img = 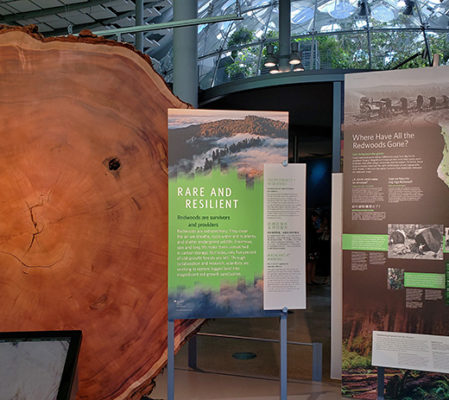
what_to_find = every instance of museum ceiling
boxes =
[1,0,448,88]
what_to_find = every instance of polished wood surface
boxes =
[0,25,201,400]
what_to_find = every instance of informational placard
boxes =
[168,109,288,319]
[263,163,306,310]
[372,331,449,375]
[342,67,449,397]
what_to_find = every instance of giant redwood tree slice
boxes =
[0,26,202,400]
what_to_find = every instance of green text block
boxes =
[404,272,445,289]
[342,234,389,251]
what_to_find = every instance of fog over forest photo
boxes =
[168,111,288,179]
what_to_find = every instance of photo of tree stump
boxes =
[0,25,202,400]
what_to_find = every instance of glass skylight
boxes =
[371,5,396,22]
[328,1,356,19]
[4,0,447,90]
[146,0,449,87]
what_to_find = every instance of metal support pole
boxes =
[310,0,318,70]
[135,0,144,52]
[310,38,315,71]
[211,21,235,87]
[421,26,432,66]
[312,343,323,381]
[332,81,342,173]
[367,28,372,69]
[280,307,288,400]
[414,1,432,66]
[91,14,242,38]
[173,0,198,107]
[377,367,385,400]
[363,0,372,69]
[257,4,274,74]
[167,320,175,400]
[279,0,291,73]
[188,335,198,369]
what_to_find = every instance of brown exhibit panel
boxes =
[342,68,449,399]
[0,25,202,400]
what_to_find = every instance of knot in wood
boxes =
[108,158,121,171]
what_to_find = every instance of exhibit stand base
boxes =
[151,367,338,399]
[167,308,291,400]
[186,332,322,381]
[186,331,322,381]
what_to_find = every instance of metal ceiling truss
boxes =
[0,1,177,55]
[0,1,242,59]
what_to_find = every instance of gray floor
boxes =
[151,368,343,400]
[151,281,340,399]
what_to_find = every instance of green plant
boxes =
[341,386,351,396]
[221,27,442,82]
[225,57,251,78]
[225,28,258,79]
[316,34,371,69]
[313,30,434,70]
[342,346,372,370]
[227,27,255,58]
[428,33,449,65]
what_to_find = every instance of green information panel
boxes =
[169,169,262,292]
[446,263,449,305]
[404,272,445,289]
[168,109,288,319]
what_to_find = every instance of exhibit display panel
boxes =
[0,26,201,400]
[168,109,297,319]
[372,331,449,375]
[263,163,306,311]
[342,67,449,398]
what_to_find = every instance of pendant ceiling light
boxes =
[264,39,306,74]
[403,0,415,15]
[358,0,371,16]
[264,43,278,67]
[289,42,301,65]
